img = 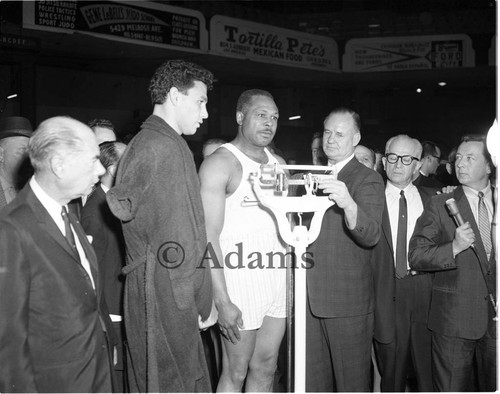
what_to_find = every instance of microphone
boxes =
[445,198,465,227]
[445,198,474,248]
[446,201,496,320]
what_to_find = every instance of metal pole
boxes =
[292,225,308,393]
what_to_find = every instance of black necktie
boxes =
[61,206,79,259]
[396,190,408,279]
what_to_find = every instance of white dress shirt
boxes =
[462,183,494,260]
[30,177,95,289]
[386,182,424,270]
[329,153,355,173]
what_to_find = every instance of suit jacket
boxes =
[0,182,8,210]
[372,185,436,343]
[409,186,496,340]
[413,173,444,189]
[81,185,125,316]
[0,184,113,393]
[307,157,385,317]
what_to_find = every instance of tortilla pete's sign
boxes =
[210,15,339,72]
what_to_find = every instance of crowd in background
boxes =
[0,59,496,393]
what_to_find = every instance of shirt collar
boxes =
[462,182,492,200]
[30,176,64,220]
[386,181,417,197]
[100,183,109,194]
[329,153,354,173]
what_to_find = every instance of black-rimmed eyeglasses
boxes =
[385,153,419,166]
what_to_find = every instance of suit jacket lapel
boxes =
[24,186,81,263]
[454,186,490,270]
[381,202,394,253]
[336,157,357,183]
[24,185,100,295]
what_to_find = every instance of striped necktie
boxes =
[478,191,492,256]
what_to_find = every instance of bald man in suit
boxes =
[0,116,114,392]
[372,135,436,392]
[306,108,385,392]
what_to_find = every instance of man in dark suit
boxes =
[306,107,385,392]
[372,135,435,392]
[412,141,444,188]
[0,116,114,392]
[409,134,496,391]
[82,141,127,392]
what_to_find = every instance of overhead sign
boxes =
[210,15,339,72]
[343,34,474,72]
[22,0,208,52]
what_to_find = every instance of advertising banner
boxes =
[23,0,208,52]
[343,34,474,72]
[210,15,339,72]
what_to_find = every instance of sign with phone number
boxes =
[23,0,208,52]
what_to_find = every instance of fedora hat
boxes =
[0,116,33,140]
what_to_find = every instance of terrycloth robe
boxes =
[107,115,212,392]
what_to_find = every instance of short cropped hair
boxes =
[236,89,274,114]
[311,131,323,143]
[460,134,494,170]
[447,146,457,164]
[324,107,361,133]
[385,134,423,159]
[87,118,114,131]
[29,116,87,172]
[99,141,124,170]
[421,141,441,160]
[149,59,215,105]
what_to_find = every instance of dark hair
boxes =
[236,89,274,114]
[149,59,215,105]
[87,118,114,131]
[421,141,440,160]
[460,134,494,171]
[99,141,123,169]
[447,146,458,164]
[324,107,361,133]
[311,131,323,142]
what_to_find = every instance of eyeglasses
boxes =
[385,153,419,166]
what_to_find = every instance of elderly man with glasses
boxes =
[372,134,438,392]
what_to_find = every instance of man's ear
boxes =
[413,160,423,175]
[236,111,244,126]
[49,154,65,178]
[108,164,117,177]
[168,87,180,106]
[0,146,4,163]
[353,132,361,147]
[382,156,387,173]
